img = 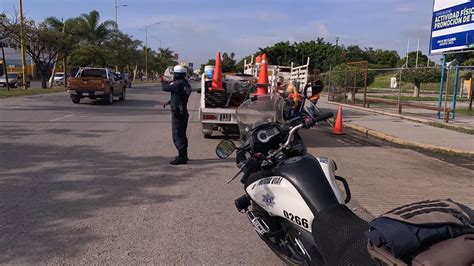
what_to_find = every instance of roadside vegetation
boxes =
[0,11,178,88]
[0,87,65,98]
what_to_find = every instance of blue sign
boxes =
[430,0,474,54]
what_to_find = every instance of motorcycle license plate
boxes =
[220,114,231,121]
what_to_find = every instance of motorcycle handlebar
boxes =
[304,112,334,128]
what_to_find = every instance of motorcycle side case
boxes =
[245,154,345,232]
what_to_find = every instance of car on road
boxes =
[117,72,132,88]
[67,67,126,104]
[0,73,31,88]
[48,72,68,87]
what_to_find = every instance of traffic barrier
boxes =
[211,52,224,92]
[332,105,344,135]
[256,54,269,96]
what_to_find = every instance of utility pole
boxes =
[328,37,339,96]
[141,22,159,81]
[1,43,10,90]
[19,0,28,89]
[405,40,410,68]
[415,38,420,68]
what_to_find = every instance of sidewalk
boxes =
[318,99,474,157]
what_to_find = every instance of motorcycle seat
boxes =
[311,204,374,266]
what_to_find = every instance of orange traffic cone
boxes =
[211,51,224,92]
[255,55,262,65]
[332,105,344,135]
[256,54,269,96]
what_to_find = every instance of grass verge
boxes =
[425,121,474,135]
[456,108,474,117]
[0,87,66,98]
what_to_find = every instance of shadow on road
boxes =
[300,127,387,149]
[0,141,219,263]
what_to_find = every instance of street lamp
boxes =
[114,0,127,72]
[140,22,159,81]
[114,0,127,30]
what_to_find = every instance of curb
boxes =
[345,122,474,158]
[326,101,473,132]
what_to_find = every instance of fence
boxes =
[324,64,474,122]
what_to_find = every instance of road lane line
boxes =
[49,114,75,122]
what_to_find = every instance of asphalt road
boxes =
[1,83,472,264]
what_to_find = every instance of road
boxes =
[1,83,472,264]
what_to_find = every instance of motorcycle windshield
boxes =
[236,94,285,139]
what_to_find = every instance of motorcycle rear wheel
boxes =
[251,204,313,265]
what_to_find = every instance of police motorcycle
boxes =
[215,84,474,265]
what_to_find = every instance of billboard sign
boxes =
[430,0,474,54]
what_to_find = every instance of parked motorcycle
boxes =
[214,84,474,265]
[215,84,370,265]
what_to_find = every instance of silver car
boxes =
[0,73,30,88]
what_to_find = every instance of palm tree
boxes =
[156,48,177,74]
[158,48,174,60]
[78,10,116,45]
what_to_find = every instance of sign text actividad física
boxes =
[433,7,473,30]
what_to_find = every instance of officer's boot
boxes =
[182,148,189,162]
[169,149,188,165]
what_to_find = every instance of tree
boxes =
[104,31,142,71]
[399,68,441,98]
[69,44,113,68]
[78,10,116,45]
[366,48,400,68]
[1,15,74,88]
[399,51,434,68]
[221,52,236,73]
[155,47,178,74]
[343,45,368,63]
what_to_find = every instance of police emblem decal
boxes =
[262,194,275,207]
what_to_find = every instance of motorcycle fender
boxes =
[246,176,314,232]
[316,157,345,204]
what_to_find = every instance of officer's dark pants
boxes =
[171,112,189,151]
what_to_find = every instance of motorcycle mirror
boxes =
[303,81,324,99]
[215,140,236,159]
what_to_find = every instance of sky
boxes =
[1,0,437,66]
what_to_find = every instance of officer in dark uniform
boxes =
[162,65,192,165]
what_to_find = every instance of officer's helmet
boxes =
[173,65,187,79]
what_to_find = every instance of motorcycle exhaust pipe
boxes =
[246,211,270,236]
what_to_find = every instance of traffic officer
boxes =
[162,65,192,165]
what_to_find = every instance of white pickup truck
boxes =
[199,57,310,138]
[199,74,255,138]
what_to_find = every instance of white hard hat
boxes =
[173,65,187,74]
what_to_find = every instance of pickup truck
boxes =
[67,67,126,104]
[200,73,256,138]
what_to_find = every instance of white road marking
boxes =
[49,114,76,122]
